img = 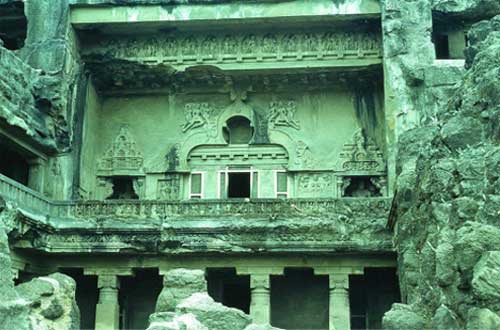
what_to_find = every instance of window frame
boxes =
[189,171,205,199]
[274,170,289,198]
[217,167,259,199]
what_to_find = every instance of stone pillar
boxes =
[27,158,45,192]
[95,274,120,330]
[329,273,350,330]
[250,274,271,324]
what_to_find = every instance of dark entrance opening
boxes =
[61,268,98,330]
[271,268,329,330]
[107,177,139,200]
[0,143,30,186]
[344,176,381,197]
[350,268,401,330]
[0,2,27,50]
[207,268,250,313]
[228,172,251,198]
[433,34,450,59]
[119,269,162,330]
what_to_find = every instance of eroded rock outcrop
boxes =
[0,205,79,330]
[148,269,281,330]
[385,14,500,330]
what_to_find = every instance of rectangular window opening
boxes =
[190,172,203,199]
[228,172,251,198]
[275,171,288,198]
[0,142,30,186]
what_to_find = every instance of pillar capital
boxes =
[329,273,349,291]
[250,273,270,290]
[98,274,119,290]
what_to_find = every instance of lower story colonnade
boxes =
[11,255,400,330]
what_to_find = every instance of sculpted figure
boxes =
[284,34,298,53]
[202,36,217,56]
[182,103,212,132]
[268,101,300,130]
[242,34,257,54]
[262,34,277,53]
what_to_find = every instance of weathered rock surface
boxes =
[0,46,57,152]
[386,13,500,330]
[148,269,281,330]
[155,269,207,313]
[176,293,251,330]
[0,203,80,330]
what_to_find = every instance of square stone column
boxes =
[329,273,350,330]
[249,274,271,324]
[27,158,46,192]
[95,274,120,330]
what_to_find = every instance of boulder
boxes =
[147,312,208,330]
[472,251,500,303]
[176,293,252,330]
[466,308,500,330]
[382,304,426,330]
[155,269,206,312]
[431,305,461,330]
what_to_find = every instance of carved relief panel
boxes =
[157,174,181,200]
[296,172,334,198]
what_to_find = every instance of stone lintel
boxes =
[71,1,380,28]
[236,266,284,277]
[315,266,364,276]
[84,268,133,280]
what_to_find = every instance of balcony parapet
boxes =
[68,198,391,221]
[1,173,394,253]
[1,173,391,222]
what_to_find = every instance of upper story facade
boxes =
[73,0,388,203]
[0,0,477,255]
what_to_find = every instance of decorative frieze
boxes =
[67,198,390,220]
[83,30,382,65]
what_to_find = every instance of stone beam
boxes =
[70,1,380,28]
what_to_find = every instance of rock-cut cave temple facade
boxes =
[0,0,498,329]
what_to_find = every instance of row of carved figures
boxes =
[90,31,381,58]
